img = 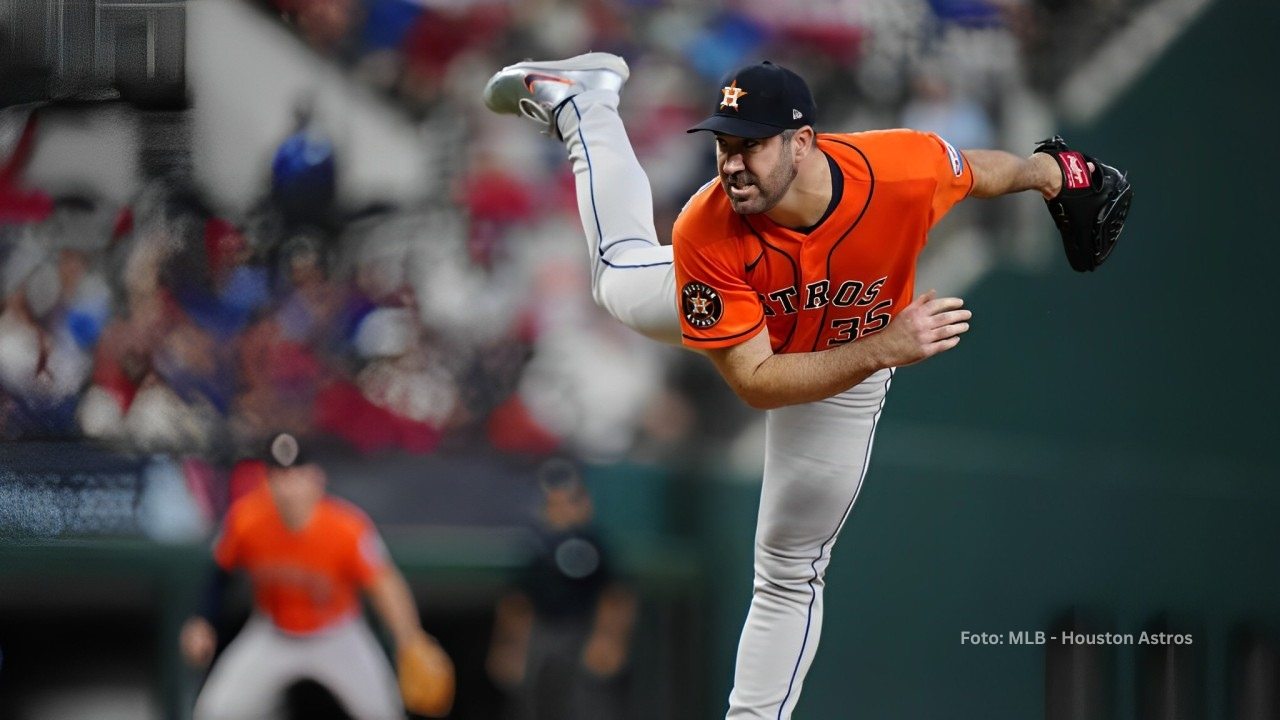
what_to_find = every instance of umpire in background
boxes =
[486,459,638,720]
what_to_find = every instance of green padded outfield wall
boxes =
[685,0,1280,717]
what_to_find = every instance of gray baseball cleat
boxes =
[482,52,630,134]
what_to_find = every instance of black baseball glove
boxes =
[1034,136,1133,272]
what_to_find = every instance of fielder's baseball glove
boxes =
[398,634,455,718]
[1034,136,1133,272]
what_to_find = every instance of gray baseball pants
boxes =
[193,614,403,720]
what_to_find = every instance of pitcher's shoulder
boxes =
[674,179,742,250]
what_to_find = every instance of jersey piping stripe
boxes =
[741,217,800,352]
[795,152,844,234]
[776,368,894,719]
[680,315,765,344]
[569,97,673,271]
[812,138,875,352]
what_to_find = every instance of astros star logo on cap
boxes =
[720,80,748,110]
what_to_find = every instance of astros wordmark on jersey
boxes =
[674,129,974,352]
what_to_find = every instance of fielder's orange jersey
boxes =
[674,130,974,351]
[213,484,389,634]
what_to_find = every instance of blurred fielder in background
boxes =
[482,52,1129,719]
[179,432,453,719]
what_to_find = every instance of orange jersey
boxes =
[673,130,974,351]
[213,484,389,634]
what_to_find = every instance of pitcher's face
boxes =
[715,132,798,215]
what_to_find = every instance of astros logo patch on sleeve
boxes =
[682,282,724,328]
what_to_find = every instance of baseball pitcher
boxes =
[482,53,1131,719]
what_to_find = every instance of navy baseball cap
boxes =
[266,432,308,469]
[687,61,817,139]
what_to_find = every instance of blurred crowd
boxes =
[253,0,1135,114]
[0,0,1143,468]
[254,0,1135,240]
[0,127,687,466]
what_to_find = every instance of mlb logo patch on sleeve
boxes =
[941,137,964,177]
